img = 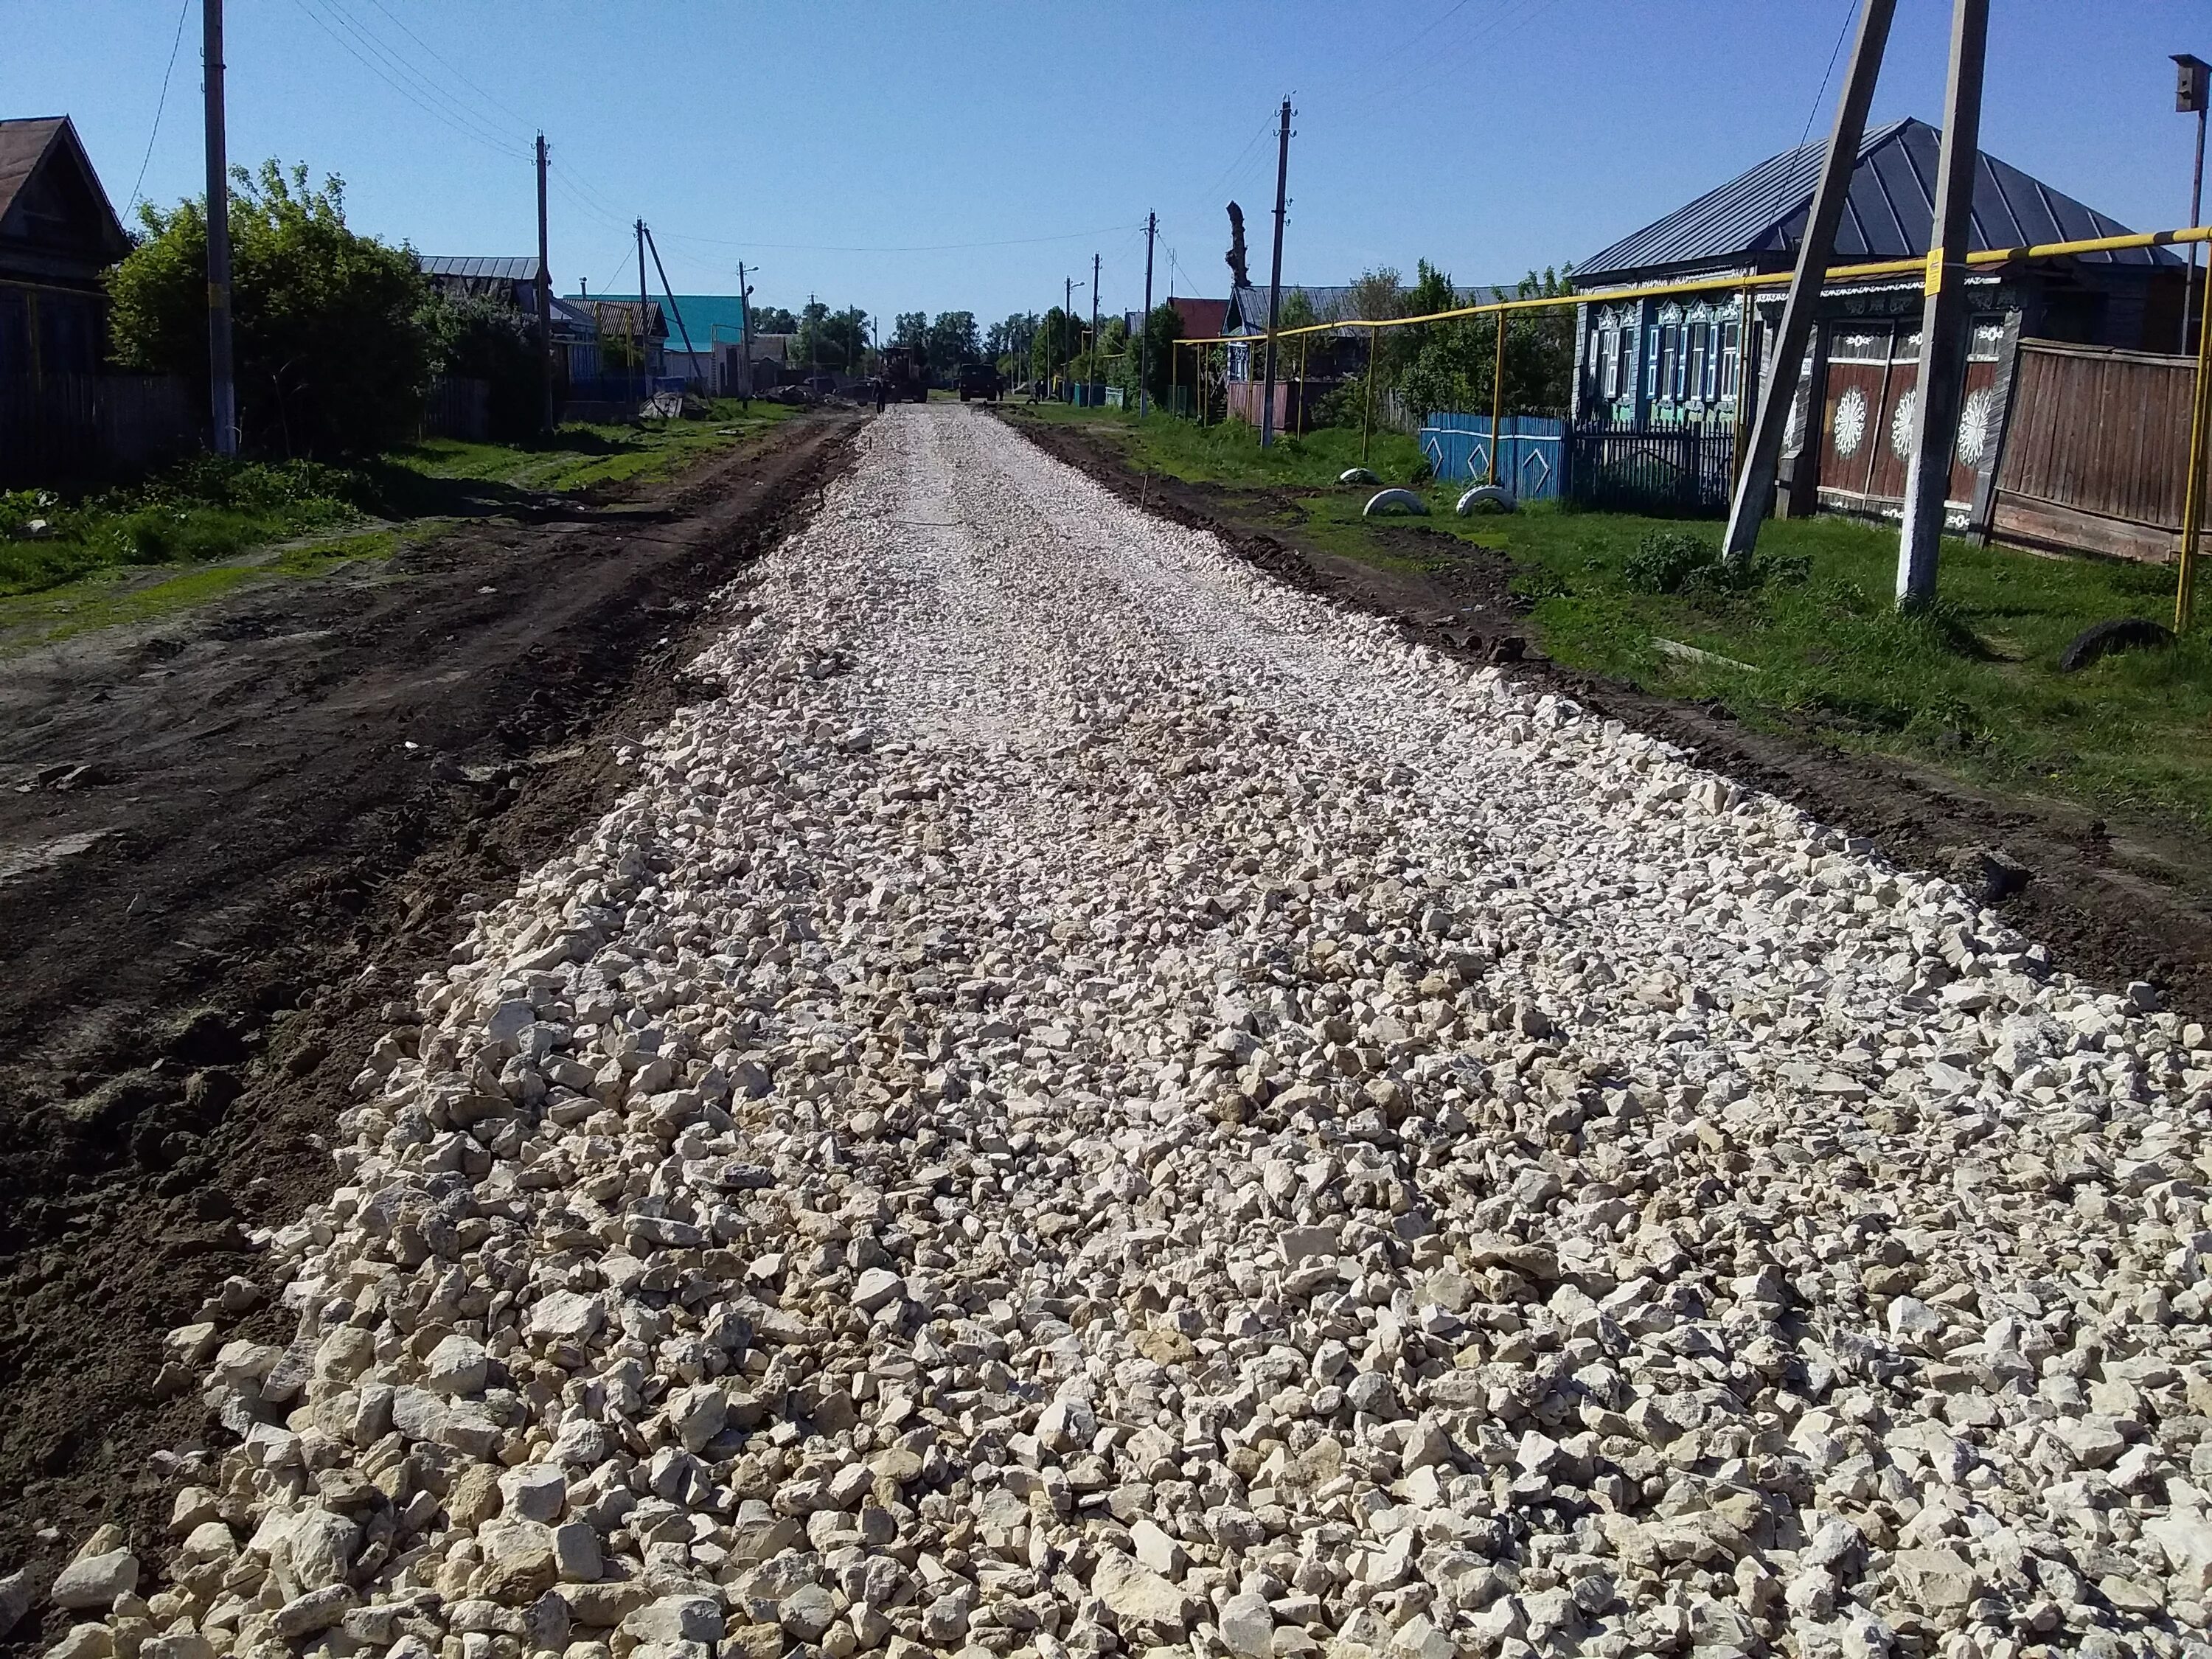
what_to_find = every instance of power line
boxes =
[124,0,192,218]
[1801,1,1859,148]
[647,223,1145,254]
[358,0,538,135]
[319,0,526,153]
[289,0,523,158]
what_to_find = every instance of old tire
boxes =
[2058,616,2174,672]
[1456,484,1516,515]
[1339,467,1380,486]
[1363,488,1429,518]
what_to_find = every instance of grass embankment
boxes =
[1021,403,2212,837]
[0,401,793,646]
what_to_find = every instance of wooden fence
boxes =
[421,375,491,443]
[1564,423,1739,515]
[1988,339,2197,562]
[0,374,200,486]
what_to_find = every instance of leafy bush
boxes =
[109,161,434,456]
[420,294,542,441]
[1624,530,1718,594]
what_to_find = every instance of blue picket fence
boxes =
[1419,413,1565,500]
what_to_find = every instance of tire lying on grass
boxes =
[1339,467,1380,485]
[2057,616,2175,673]
[1456,484,1515,515]
[1363,488,1429,518]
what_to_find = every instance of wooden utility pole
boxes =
[643,226,701,389]
[1090,251,1100,404]
[1720,0,1898,566]
[1260,96,1292,448]
[535,133,554,434]
[1896,0,1990,608]
[204,0,236,455]
[2177,55,2210,354]
[1139,211,1156,418]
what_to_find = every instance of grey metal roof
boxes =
[415,254,540,281]
[1576,117,2177,285]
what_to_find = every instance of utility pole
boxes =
[535,133,554,434]
[809,291,818,372]
[1260,95,1293,448]
[1896,0,1990,608]
[1720,0,1897,566]
[643,226,700,389]
[203,0,236,456]
[1064,275,1074,396]
[2177,55,2210,354]
[1090,251,1100,405]
[636,219,650,386]
[737,260,753,406]
[1139,211,1157,418]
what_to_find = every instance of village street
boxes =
[29,404,2207,1659]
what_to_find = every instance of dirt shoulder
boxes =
[0,411,862,1604]
[1006,408,2212,1027]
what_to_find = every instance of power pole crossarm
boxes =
[204,0,236,456]
[1261,96,1292,449]
[1720,0,1898,566]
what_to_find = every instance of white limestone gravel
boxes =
[49,406,2212,1659]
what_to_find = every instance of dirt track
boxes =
[0,411,860,1595]
[1007,411,2212,1029]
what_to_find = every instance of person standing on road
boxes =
[875,379,887,414]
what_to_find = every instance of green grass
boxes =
[1017,404,2212,837]
[0,528,405,650]
[383,399,795,497]
[0,399,791,605]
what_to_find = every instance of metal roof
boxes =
[1576,117,2177,285]
[415,254,540,281]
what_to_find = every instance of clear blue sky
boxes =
[7,1,2205,330]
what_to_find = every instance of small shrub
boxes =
[1624,530,1717,594]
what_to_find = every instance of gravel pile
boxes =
[20,406,2212,1659]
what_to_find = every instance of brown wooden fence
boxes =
[0,374,201,486]
[1989,339,2197,562]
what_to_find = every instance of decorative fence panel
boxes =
[1419,414,1565,501]
[0,374,200,486]
[1563,423,1739,515]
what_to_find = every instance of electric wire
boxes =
[125,0,192,218]
[317,0,526,155]
[1801,1,1858,149]
[288,0,523,158]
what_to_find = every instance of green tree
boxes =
[1136,302,1184,404]
[419,293,539,440]
[986,311,1037,362]
[108,161,434,456]
[892,312,928,351]
[1397,265,1576,422]
[1029,307,1085,384]
[748,304,799,337]
[925,310,981,368]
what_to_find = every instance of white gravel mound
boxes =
[62,406,2212,1659]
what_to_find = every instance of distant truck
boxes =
[956,363,1002,403]
[881,346,929,403]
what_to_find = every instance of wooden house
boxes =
[0,116,131,387]
[1569,116,2183,526]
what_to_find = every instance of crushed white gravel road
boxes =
[29,405,2212,1659]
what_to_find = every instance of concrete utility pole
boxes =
[203,0,236,456]
[1064,275,1074,394]
[643,226,700,389]
[1090,251,1100,403]
[1720,0,1897,566]
[2176,54,2209,354]
[535,133,554,434]
[1139,211,1156,418]
[1896,0,1991,608]
[636,220,650,383]
[1260,96,1293,448]
[737,260,753,406]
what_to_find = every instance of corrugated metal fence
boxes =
[0,374,200,486]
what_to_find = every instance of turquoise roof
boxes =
[568,293,746,349]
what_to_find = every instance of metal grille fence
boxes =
[1564,424,1739,515]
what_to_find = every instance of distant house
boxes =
[1568,116,2183,524]
[0,116,131,386]
[566,293,665,378]
[417,254,600,382]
